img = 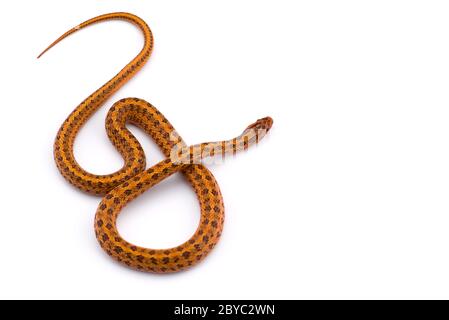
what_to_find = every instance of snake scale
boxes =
[39,12,273,273]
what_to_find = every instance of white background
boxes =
[1,0,449,299]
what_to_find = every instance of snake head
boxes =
[245,116,274,132]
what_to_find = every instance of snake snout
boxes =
[246,116,274,132]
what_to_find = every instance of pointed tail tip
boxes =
[37,48,49,59]
[36,26,79,61]
[36,50,45,59]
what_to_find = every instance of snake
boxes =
[38,12,273,273]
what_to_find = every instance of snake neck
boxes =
[170,119,273,165]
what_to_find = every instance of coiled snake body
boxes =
[39,12,273,273]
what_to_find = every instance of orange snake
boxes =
[38,12,273,273]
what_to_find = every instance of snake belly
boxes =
[40,12,272,273]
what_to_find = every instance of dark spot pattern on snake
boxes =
[39,12,273,273]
